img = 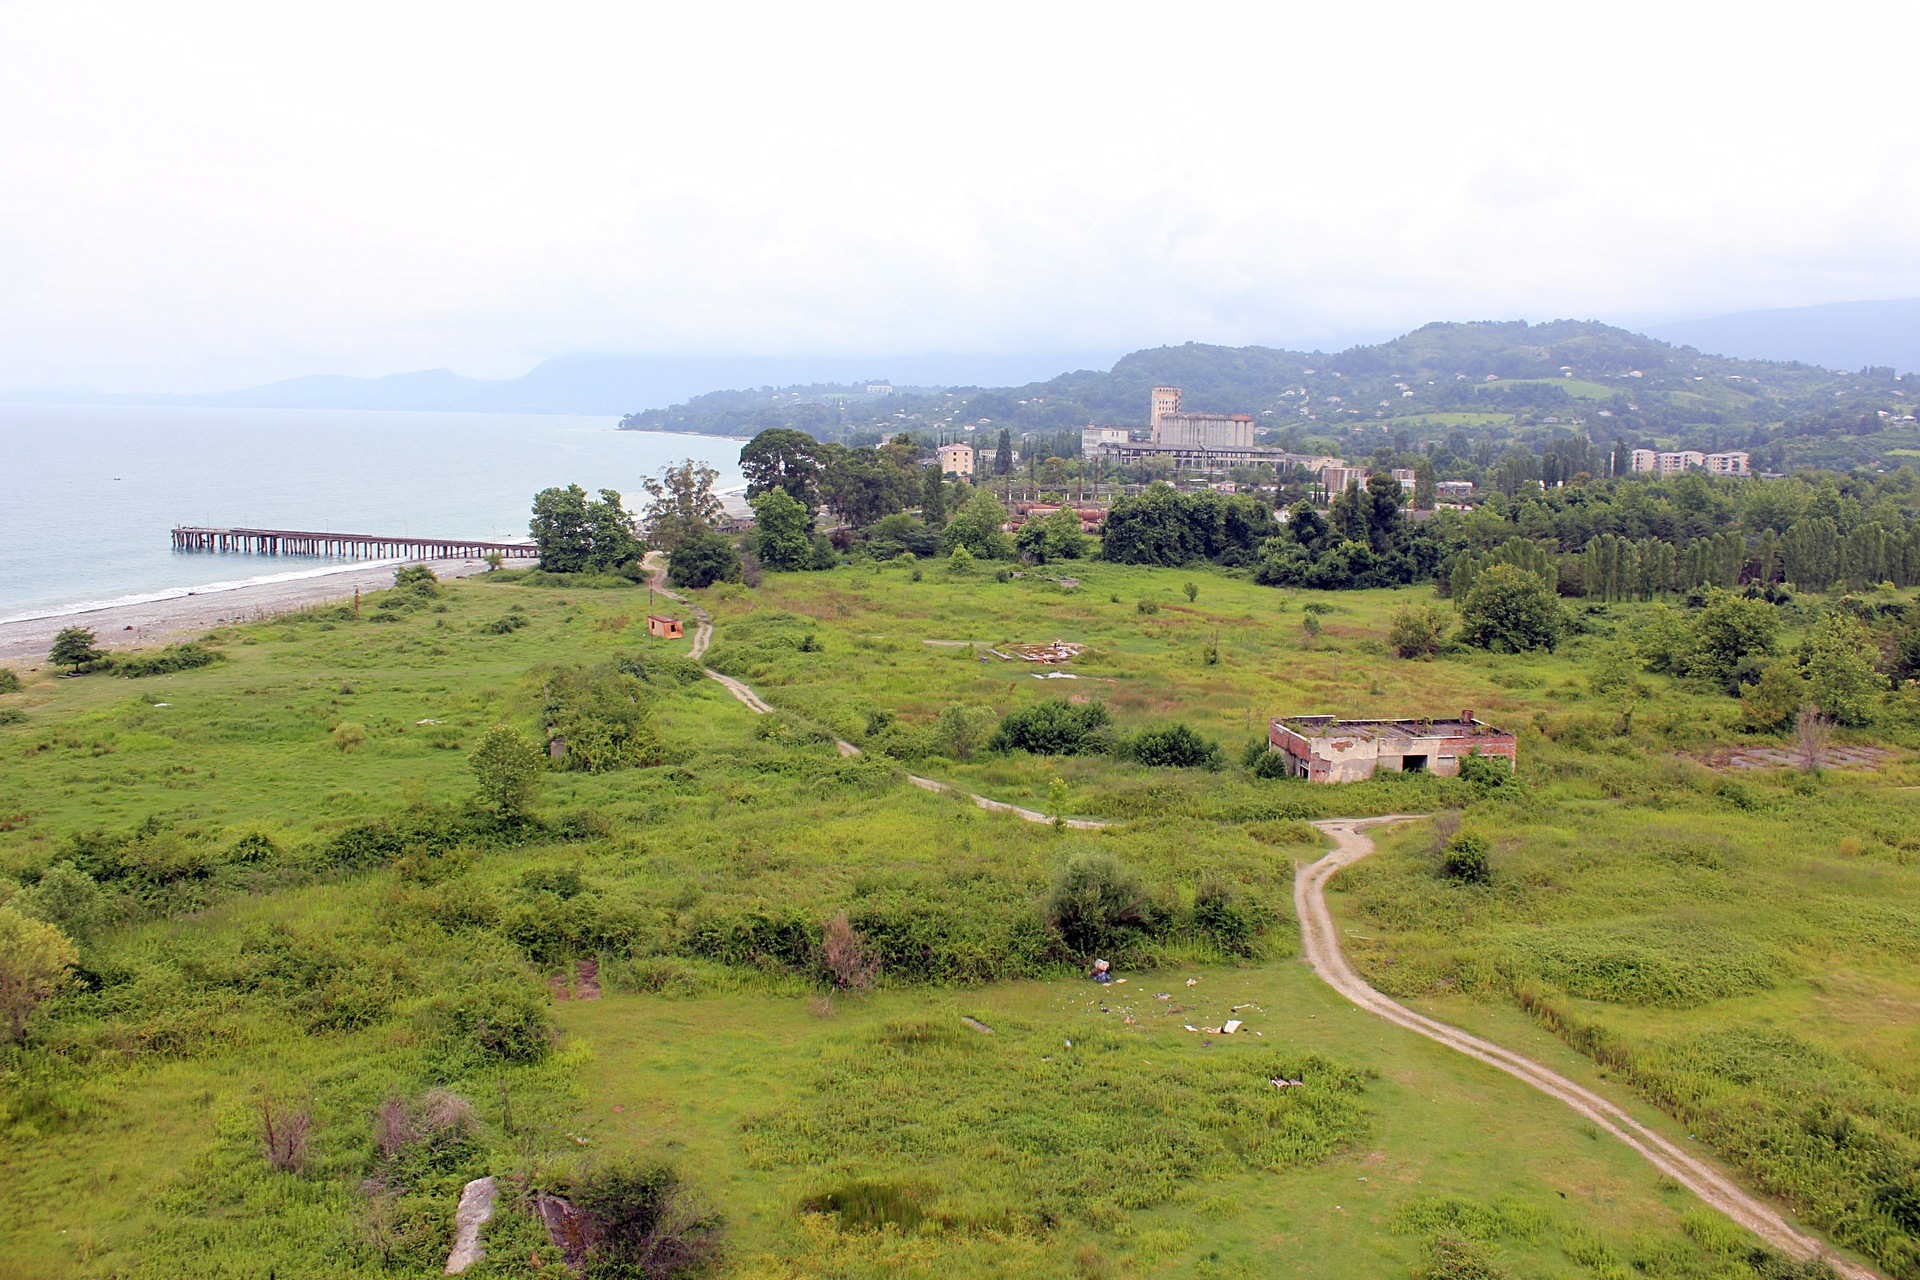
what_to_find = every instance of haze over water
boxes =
[0,406,744,621]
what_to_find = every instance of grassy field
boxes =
[0,557,1910,1278]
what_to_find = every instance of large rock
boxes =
[443,1176,497,1274]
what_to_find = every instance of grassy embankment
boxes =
[0,558,1907,1278]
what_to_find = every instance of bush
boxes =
[470,725,544,819]
[1192,876,1258,955]
[990,699,1114,756]
[482,613,529,635]
[1127,723,1223,769]
[331,722,366,752]
[49,627,102,673]
[110,642,223,678]
[543,667,664,773]
[0,668,19,693]
[1440,833,1490,883]
[1458,563,1561,653]
[1456,751,1515,795]
[565,1162,723,1280]
[1389,603,1450,658]
[934,703,998,759]
[667,529,741,589]
[1045,851,1148,957]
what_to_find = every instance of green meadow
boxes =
[0,557,1911,1278]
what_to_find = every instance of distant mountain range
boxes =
[1644,298,1920,375]
[0,352,1115,417]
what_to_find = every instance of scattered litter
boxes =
[1231,1003,1261,1012]
[1200,1025,1222,1035]
[416,718,440,725]
[1270,1077,1305,1088]
[1186,978,1199,987]
[1123,1016,1135,1025]
[1100,1006,1109,1013]
[1113,978,1126,984]
[1358,1177,1368,1182]
[1223,1020,1243,1035]
[1064,1039,1072,1048]
[1154,992,1171,1000]
[1003,640,1086,664]
[152,703,170,708]
[1184,1024,1199,1032]
[1253,1030,1263,1037]
[960,1016,995,1034]
[1088,958,1113,983]
[612,1105,623,1113]
[1030,671,1080,679]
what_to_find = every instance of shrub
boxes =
[0,668,19,693]
[820,910,879,991]
[1456,751,1515,795]
[332,722,366,752]
[261,1097,312,1174]
[544,667,664,773]
[0,905,78,1042]
[1440,833,1490,884]
[1136,598,1160,615]
[16,862,103,940]
[990,699,1114,756]
[1127,723,1223,769]
[482,613,529,634]
[565,1162,723,1280]
[934,703,998,759]
[111,642,222,677]
[1045,851,1148,957]
[1740,661,1804,732]
[1389,603,1450,658]
[1192,876,1258,955]
[1458,563,1561,653]
[470,725,544,819]
[800,1181,931,1232]
[393,564,440,591]
[1801,612,1886,725]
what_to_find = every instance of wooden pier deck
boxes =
[171,526,538,560]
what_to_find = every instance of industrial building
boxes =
[1082,387,1344,473]
[1267,712,1516,783]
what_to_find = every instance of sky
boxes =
[3,0,1918,392]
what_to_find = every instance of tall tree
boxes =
[530,485,640,571]
[750,487,814,571]
[922,464,948,527]
[994,429,1012,476]
[738,428,823,512]
[819,447,918,527]
[48,627,102,673]
[641,459,725,552]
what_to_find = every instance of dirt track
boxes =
[642,554,1100,825]
[1299,818,1878,1280]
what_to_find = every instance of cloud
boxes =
[1,1,1918,389]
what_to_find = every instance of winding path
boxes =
[640,555,1104,827]
[638,557,1873,1272]
[1299,818,1878,1280]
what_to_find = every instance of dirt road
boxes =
[642,554,1100,826]
[1299,818,1878,1280]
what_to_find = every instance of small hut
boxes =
[647,615,683,639]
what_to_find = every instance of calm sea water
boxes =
[0,405,745,621]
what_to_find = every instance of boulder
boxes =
[443,1176,497,1274]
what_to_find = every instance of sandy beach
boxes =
[0,556,502,665]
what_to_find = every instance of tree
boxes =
[739,428,823,512]
[1014,505,1087,562]
[940,493,1014,560]
[470,725,544,821]
[0,904,77,1042]
[1689,590,1777,690]
[934,703,997,759]
[818,447,918,528]
[641,459,725,552]
[667,528,742,589]
[1458,563,1562,653]
[49,627,101,673]
[16,861,103,940]
[529,484,594,572]
[529,485,639,572]
[1740,661,1805,733]
[993,429,1012,477]
[750,488,814,572]
[1801,612,1886,725]
[921,465,948,527]
[1413,459,1437,511]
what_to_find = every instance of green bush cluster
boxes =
[542,666,665,774]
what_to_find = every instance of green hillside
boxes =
[622,321,1920,470]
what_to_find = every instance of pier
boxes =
[171,526,538,561]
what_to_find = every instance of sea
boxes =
[0,405,746,622]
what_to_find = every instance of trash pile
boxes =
[992,640,1086,664]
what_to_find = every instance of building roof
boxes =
[1276,714,1508,739]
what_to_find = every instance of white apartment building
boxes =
[1629,448,1749,477]
[1321,465,1370,494]
[1704,451,1751,476]
[1081,425,1131,452]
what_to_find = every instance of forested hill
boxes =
[620,320,1920,469]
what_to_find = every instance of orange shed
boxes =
[647,615,683,639]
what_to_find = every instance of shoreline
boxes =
[0,555,503,665]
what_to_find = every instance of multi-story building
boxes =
[1391,468,1417,492]
[1435,480,1475,499]
[1080,425,1132,453]
[935,442,976,477]
[1630,449,1659,473]
[1320,465,1370,494]
[1704,451,1751,476]
[1659,451,1706,476]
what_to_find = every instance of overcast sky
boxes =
[3,1,1917,392]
